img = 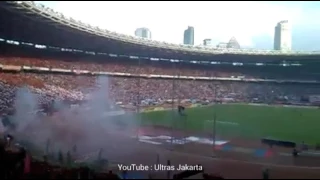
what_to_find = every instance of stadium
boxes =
[1,1,320,179]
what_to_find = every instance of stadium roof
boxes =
[1,1,320,62]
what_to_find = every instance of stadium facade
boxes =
[2,3,320,178]
[0,1,320,81]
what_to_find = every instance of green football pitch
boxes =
[137,104,320,145]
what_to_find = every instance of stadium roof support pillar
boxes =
[170,62,176,149]
[211,81,218,156]
[136,58,142,139]
[169,61,185,148]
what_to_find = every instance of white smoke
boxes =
[0,118,5,133]
[9,75,140,162]
[12,86,40,132]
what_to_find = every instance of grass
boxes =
[137,104,320,144]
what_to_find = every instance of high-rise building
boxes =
[134,28,152,39]
[203,39,212,46]
[183,26,194,45]
[274,20,291,51]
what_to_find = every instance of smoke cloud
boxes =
[4,75,140,163]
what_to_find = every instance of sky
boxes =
[36,1,320,51]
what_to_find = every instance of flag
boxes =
[97,148,103,161]
[45,139,50,155]
[73,145,77,153]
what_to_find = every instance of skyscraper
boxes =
[274,20,291,51]
[183,26,194,45]
[134,28,152,39]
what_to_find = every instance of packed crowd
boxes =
[0,56,244,78]
[0,56,320,114]
[0,72,319,113]
[1,55,319,80]
[0,55,317,179]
